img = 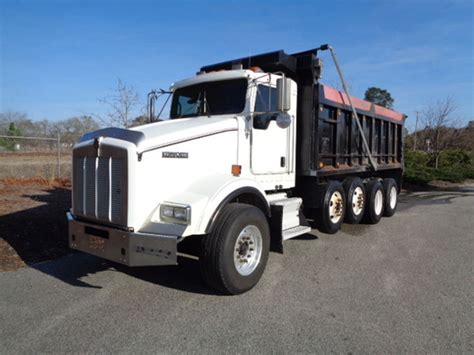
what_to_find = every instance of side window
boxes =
[255,85,277,112]
[175,92,201,118]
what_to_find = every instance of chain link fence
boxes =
[0,134,71,180]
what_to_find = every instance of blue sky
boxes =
[1,0,472,129]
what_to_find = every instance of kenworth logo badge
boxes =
[162,152,189,159]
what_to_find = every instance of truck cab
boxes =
[68,47,405,294]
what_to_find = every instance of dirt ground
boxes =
[0,179,71,271]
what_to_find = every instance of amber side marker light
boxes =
[232,164,242,176]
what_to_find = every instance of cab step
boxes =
[269,197,311,252]
[270,197,304,231]
[282,225,312,240]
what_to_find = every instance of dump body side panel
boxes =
[297,84,405,178]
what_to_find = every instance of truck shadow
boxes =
[116,256,215,295]
[114,236,217,295]
[32,252,216,294]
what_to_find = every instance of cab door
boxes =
[250,83,291,175]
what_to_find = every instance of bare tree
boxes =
[97,79,139,128]
[0,111,29,131]
[454,123,474,151]
[421,97,460,168]
[54,116,100,145]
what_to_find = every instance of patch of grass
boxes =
[404,149,474,184]
[0,153,71,180]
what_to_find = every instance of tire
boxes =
[200,203,270,295]
[343,177,365,224]
[363,180,384,224]
[316,181,346,234]
[383,178,398,217]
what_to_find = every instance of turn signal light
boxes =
[232,164,242,176]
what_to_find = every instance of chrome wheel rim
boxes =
[329,191,344,224]
[352,186,364,216]
[233,225,263,276]
[389,186,397,209]
[374,189,383,216]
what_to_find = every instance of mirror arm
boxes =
[147,90,158,123]
[147,89,173,123]
[156,92,172,119]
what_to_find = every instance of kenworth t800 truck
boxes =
[67,45,406,294]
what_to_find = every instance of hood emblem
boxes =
[93,137,102,157]
[162,151,189,159]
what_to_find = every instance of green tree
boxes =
[7,122,21,136]
[364,87,394,109]
[0,122,22,150]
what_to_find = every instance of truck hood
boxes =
[131,116,239,154]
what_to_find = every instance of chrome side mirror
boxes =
[277,76,291,112]
[276,113,291,129]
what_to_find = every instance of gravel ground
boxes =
[0,186,473,353]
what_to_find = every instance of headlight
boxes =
[160,203,191,224]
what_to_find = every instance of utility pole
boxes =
[57,132,61,179]
[413,111,419,151]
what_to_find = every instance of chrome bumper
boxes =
[67,212,177,266]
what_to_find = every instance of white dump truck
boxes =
[68,45,405,294]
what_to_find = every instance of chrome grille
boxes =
[96,157,110,220]
[111,159,124,222]
[84,158,96,216]
[73,154,126,225]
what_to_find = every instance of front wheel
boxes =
[200,203,270,295]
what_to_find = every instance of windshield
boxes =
[170,79,247,118]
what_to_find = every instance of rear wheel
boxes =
[383,178,398,217]
[343,177,365,224]
[363,180,384,224]
[200,203,270,295]
[316,181,346,234]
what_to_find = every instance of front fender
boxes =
[138,174,268,237]
[198,177,270,234]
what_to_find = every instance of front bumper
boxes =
[67,212,177,266]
